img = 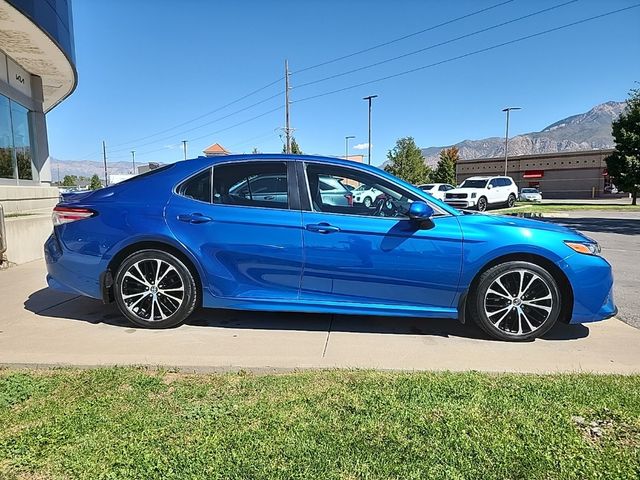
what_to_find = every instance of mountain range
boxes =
[420,101,625,167]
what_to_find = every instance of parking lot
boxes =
[1,210,639,374]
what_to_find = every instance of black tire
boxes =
[507,193,516,208]
[114,249,198,329]
[363,196,373,207]
[468,261,562,341]
[477,196,488,212]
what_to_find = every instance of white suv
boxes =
[444,176,518,211]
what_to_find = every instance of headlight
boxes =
[564,241,601,256]
[471,192,477,198]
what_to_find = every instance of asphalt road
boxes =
[543,211,640,329]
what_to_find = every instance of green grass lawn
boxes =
[1,368,639,480]
[497,202,640,214]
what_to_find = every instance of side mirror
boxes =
[487,184,493,189]
[408,201,434,221]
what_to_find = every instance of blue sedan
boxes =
[45,154,616,341]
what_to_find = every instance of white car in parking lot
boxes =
[352,184,382,207]
[519,187,542,202]
[417,183,455,201]
[444,176,518,211]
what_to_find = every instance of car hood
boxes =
[459,211,586,237]
[446,187,479,195]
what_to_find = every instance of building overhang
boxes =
[0,0,77,112]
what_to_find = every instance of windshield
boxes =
[522,188,538,193]
[420,185,434,190]
[459,179,487,189]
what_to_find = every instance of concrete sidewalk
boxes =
[1,260,639,374]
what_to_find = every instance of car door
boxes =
[165,160,303,301]
[298,162,463,311]
[487,178,502,204]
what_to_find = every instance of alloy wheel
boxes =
[477,197,487,211]
[120,259,185,322]
[364,197,372,207]
[508,194,516,208]
[483,269,554,336]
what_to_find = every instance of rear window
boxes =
[118,163,174,184]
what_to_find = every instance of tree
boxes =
[89,174,102,190]
[62,175,78,187]
[282,137,302,154]
[432,147,459,185]
[606,87,640,205]
[251,147,260,154]
[384,137,430,184]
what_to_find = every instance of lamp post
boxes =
[502,107,521,176]
[131,150,135,175]
[182,140,188,161]
[363,95,378,165]
[344,135,355,160]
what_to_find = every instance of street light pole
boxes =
[182,140,188,161]
[345,135,355,160]
[363,95,378,165]
[502,107,521,176]
[131,150,135,174]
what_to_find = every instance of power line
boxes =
[104,2,532,159]
[106,76,283,150]
[77,2,516,160]
[292,0,516,74]
[294,0,578,90]
[293,4,640,105]
[106,90,283,155]
[129,105,284,159]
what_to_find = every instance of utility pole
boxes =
[284,59,291,154]
[181,140,188,161]
[363,95,378,165]
[131,150,136,174]
[57,162,60,185]
[102,140,108,187]
[345,135,355,160]
[502,107,521,176]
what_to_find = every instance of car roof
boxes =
[464,176,511,180]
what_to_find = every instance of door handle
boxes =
[177,213,212,224]
[306,223,340,234]
[264,195,275,200]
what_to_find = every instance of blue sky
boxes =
[47,0,640,167]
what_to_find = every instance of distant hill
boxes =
[49,159,141,181]
[421,101,625,167]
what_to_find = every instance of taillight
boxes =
[345,193,353,207]
[52,206,96,226]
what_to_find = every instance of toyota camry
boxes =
[45,154,616,341]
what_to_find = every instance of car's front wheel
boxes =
[476,196,488,212]
[363,196,373,207]
[468,261,562,341]
[114,249,198,328]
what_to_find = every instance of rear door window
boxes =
[213,162,289,209]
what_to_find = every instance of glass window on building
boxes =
[11,100,33,180]
[0,95,14,179]
[0,93,34,180]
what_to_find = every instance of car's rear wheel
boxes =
[507,193,516,208]
[477,196,488,212]
[468,261,561,341]
[114,249,198,328]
